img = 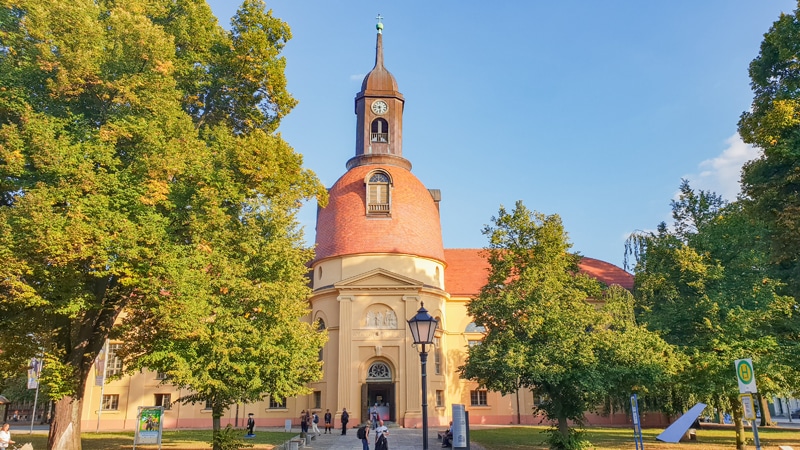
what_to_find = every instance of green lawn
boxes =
[11,429,296,450]
[471,426,800,450]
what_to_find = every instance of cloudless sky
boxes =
[207,0,796,269]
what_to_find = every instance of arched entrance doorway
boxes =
[362,361,395,423]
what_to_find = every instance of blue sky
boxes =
[207,1,796,269]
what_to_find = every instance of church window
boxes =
[313,391,322,409]
[269,396,286,409]
[371,118,389,143]
[465,322,486,333]
[366,171,391,215]
[470,390,488,406]
[102,394,119,411]
[367,362,392,381]
[317,319,326,361]
[155,393,171,410]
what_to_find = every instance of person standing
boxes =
[246,413,255,437]
[311,411,320,436]
[371,403,379,429]
[375,419,389,450]
[340,408,349,435]
[0,423,15,449]
[359,423,371,450]
[324,409,332,434]
[300,410,309,435]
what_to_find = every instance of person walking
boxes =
[324,409,332,434]
[340,408,349,435]
[311,411,320,435]
[374,419,388,450]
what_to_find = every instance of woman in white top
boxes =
[0,422,15,448]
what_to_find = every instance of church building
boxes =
[79,22,640,431]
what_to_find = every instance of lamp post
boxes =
[407,302,439,450]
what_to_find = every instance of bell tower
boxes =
[349,16,410,171]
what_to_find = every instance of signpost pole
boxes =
[630,394,644,450]
[735,359,761,450]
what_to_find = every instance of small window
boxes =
[155,372,167,380]
[313,391,322,409]
[470,390,488,407]
[465,323,486,333]
[366,171,391,215]
[102,394,119,411]
[204,400,213,410]
[107,344,123,376]
[370,118,389,143]
[155,394,171,410]
[436,390,444,407]
[434,337,442,375]
[317,319,326,361]
[270,396,286,409]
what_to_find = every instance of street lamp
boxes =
[407,302,439,450]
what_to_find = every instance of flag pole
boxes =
[96,339,109,433]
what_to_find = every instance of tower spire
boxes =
[375,14,385,68]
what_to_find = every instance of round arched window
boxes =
[367,362,392,381]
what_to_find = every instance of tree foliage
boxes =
[626,181,799,450]
[460,202,676,450]
[739,0,800,299]
[0,1,326,449]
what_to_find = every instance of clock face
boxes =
[371,100,388,115]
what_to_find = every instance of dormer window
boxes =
[366,171,391,215]
[371,118,389,143]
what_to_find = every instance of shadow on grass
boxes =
[471,426,800,450]
[14,430,296,450]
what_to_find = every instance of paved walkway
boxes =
[286,428,465,450]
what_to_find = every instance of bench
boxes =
[437,430,447,441]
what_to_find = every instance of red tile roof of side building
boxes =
[443,248,633,296]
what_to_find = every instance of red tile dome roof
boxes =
[314,165,445,263]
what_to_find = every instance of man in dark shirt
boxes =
[340,408,350,435]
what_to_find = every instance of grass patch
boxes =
[11,429,296,450]
[471,426,800,450]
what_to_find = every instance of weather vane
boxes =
[376,14,384,34]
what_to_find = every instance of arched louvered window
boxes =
[366,171,391,215]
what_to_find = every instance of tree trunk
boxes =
[758,394,772,426]
[732,405,745,450]
[47,396,82,450]
[212,411,222,450]
[557,415,570,443]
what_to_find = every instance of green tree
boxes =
[626,181,798,450]
[460,202,676,450]
[739,0,800,299]
[0,1,326,449]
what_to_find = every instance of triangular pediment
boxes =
[335,268,423,290]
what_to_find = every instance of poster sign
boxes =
[735,358,757,394]
[451,404,467,449]
[134,406,164,447]
[27,358,41,390]
[740,394,756,421]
